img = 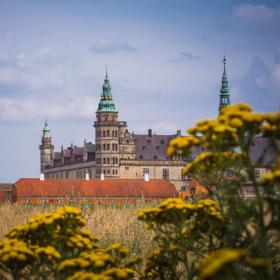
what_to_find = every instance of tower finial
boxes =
[105,65,108,79]
[223,56,226,74]
[218,56,230,113]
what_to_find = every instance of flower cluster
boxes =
[67,234,96,250]
[57,250,114,273]
[33,245,61,261]
[138,198,223,224]
[1,206,138,279]
[262,158,280,186]
[67,267,135,280]
[0,239,34,264]
[199,248,249,279]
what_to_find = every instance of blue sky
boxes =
[0,0,279,182]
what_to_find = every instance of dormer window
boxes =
[160,140,165,144]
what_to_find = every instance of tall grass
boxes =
[0,201,156,259]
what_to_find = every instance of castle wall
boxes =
[44,161,96,180]
[119,159,189,191]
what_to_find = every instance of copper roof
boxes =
[14,179,178,199]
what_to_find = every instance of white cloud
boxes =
[0,96,97,122]
[233,4,280,23]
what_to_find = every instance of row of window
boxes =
[96,169,118,175]
[142,168,169,180]
[45,168,93,179]
[96,158,119,164]
[96,143,118,151]
[96,130,118,138]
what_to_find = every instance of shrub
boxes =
[0,206,139,279]
[138,103,280,279]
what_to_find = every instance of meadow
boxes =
[0,201,155,260]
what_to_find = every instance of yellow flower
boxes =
[199,248,248,279]
[94,259,105,267]
[229,118,243,128]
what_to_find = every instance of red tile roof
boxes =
[14,179,178,202]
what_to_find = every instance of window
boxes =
[139,155,143,159]
[226,169,234,177]
[125,166,129,170]
[127,140,130,144]
[107,130,110,137]
[254,169,260,179]
[107,143,110,150]
[143,168,149,175]
[147,139,151,144]
[154,155,158,159]
[103,144,106,150]
[103,131,106,137]
[107,158,110,164]
[156,145,159,150]
[163,168,169,180]
[181,186,186,191]
[142,145,146,150]
[103,158,106,164]
[181,169,188,181]
[160,139,165,144]
[115,169,118,174]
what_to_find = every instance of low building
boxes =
[14,178,178,203]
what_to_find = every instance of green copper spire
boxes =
[97,68,117,113]
[43,119,50,132]
[218,56,231,112]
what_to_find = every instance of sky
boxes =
[0,0,279,182]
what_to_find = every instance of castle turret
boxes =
[39,120,54,172]
[218,57,231,112]
[94,68,120,178]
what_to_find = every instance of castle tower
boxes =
[218,57,231,112]
[39,120,54,172]
[94,68,120,178]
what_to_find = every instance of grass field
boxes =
[0,201,156,260]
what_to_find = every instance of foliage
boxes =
[0,206,140,279]
[139,103,280,279]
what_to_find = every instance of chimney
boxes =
[148,129,152,137]
[177,129,181,136]
[85,173,89,180]
[100,173,105,180]
[144,173,149,182]
[40,173,45,181]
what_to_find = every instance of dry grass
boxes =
[0,201,156,259]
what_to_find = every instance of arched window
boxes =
[107,130,110,137]
[103,144,106,150]
[103,158,106,164]
[107,143,110,150]
[103,131,106,137]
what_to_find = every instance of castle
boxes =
[39,58,273,191]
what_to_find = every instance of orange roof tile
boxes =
[14,179,178,200]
